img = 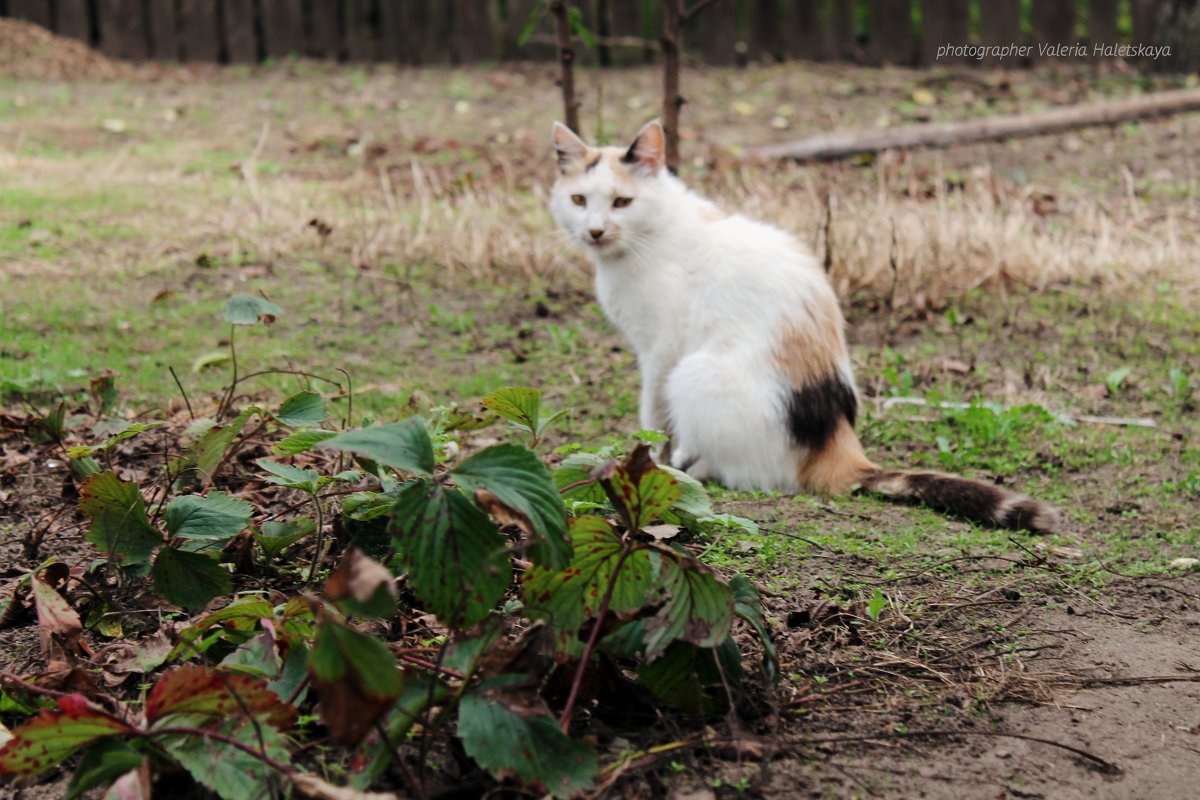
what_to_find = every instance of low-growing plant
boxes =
[0,300,778,798]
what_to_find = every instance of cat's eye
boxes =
[613,197,634,209]
[571,194,586,207]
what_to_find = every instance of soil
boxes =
[0,19,129,81]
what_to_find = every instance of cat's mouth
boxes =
[585,236,616,249]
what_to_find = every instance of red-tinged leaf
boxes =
[145,664,296,729]
[31,573,82,647]
[0,694,133,776]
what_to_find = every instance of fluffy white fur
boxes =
[548,121,856,491]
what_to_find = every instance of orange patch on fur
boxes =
[796,419,876,494]
[773,311,845,391]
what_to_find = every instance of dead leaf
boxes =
[324,547,397,606]
[94,630,173,685]
[31,565,83,661]
[644,524,681,541]
[940,358,972,374]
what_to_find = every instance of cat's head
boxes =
[548,121,668,258]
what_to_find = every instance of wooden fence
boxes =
[0,1,1186,68]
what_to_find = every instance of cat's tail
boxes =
[856,467,1060,534]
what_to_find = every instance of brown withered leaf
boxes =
[324,547,397,607]
[31,564,83,661]
[94,630,173,686]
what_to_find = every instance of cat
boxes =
[548,120,1059,533]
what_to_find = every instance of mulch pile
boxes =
[0,18,131,80]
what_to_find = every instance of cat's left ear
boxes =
[552,122,589,174]
[622,120,665,174]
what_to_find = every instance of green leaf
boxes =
[255,518,315,559]
[643,554,733,660]
[255,458,322,492]
[165,492,252,541]
[392,481,510,628]
[309,616,404,745]
[866,588,888,622]
[553,452,608,507]
[567,5,596,50]
[80,471,164,565]
[223,294,283,326]
[191,350,231,373]
[151,548,231,613]
[730,575,778,683]
[661,466,713,522]
[524,516,654,657]
[273,428,337,456]
[66,421,165,460]
[637,639,742,716]
[275,391,327,427]
[162,718,290,800]
[349,676,448,790]
[482,386,547,437]
[452,444,571,569]
[0,694,133,776]
[146,664,296,728]
[516,1,547,46]
[189,408,254,485]
[610,449,680,530]
[167,597,276,661]
[319,418,434,475]
[65,739,144,800]
[459,693,597,798]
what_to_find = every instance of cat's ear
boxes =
[622,120,665,174]
[552,122,588,174]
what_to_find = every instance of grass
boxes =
[1,62,1198,595]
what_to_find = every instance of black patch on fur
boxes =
[787,376,858,449]
[620,143,640,165]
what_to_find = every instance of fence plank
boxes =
[1089,0,1119,45]
[452,0,498,63]
[692,0,740,64]
[146,0,179,59]
[867,0,914,65]
[221,0,257,63]
[1032,0,1077,56]
[503,0,562,61]
[789,0,826,61]
[980,0,1021,64]
[261,0,305,58]
[921,0,969,64]
[7,0,51,29]
[348,0,374,61]
[179,0,220,61]
[750,0,786,62]
[55,0,93,43]
[308,0,341,59]
[829,0,859,60]
[1132,0,1160,45]
[97,0,149,59]
[604,0,652,65]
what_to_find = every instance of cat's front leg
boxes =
[637,363,673,462]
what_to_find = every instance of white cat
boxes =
[549,120,1057,532]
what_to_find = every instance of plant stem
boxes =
[558,542,633,733]
[169,365,195,421]
[549,0,581,133]
[305,491,326,585]
[218,325,238,421]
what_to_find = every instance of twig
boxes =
[169,366,195,421]
[549,0,580,133]
[797,729,1121,775]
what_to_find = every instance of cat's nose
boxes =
[589,228,604,240]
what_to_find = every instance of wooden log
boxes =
[308,0,341,59]
[7,0,52,29]
[920,0,970,65]
[261,0,304,59]
[55,0,93,44]
[222,0,258,63]
[867,0,914,66]
[97,0,149,59]
[753,87,1200,161]
[179,0,220,61]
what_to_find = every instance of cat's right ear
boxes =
[552,122,588,174]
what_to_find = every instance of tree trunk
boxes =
[550,0,581,134]
[754,87,1200,161]
[661,0,684,170]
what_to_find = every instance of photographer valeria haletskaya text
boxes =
[936,42,1173,61]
